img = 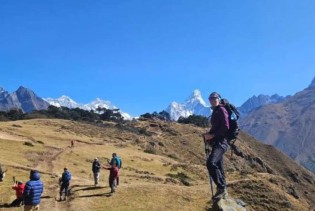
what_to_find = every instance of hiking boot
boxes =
[212,188,227,200]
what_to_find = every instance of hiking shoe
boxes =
[212,188,227,200]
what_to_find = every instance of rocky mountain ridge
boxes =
[240,75,315,173]
[0,86,49,112]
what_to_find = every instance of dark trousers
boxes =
[109,178,117,193]
[207,142,227,190]
[10,197,23,207]
[60,183,70,197]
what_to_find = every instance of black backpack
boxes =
[220,99,240,143]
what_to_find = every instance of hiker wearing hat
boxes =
[23,170,44,211]
[92,158,101,186]
[203,92,229,200]
[11,181,25,207]
[59,168,71,201]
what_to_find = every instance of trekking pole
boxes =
[203,136,214,198]
[230,139,236,158]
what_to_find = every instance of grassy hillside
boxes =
[0,119,314,211]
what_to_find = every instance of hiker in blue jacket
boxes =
[108,153,122,185]
[23,170,44,211]
[59,168,71,201]
[203,92,229,200]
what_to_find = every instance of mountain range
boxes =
[44,95,132,120]
[1,76,315,174]
[0,86,49,112]
[240,75,315,173]
[0,87,131,120]
[165,89,286,120]
[0,86,287,121]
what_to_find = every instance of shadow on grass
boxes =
[0,203,10,208]
[71,185,106,192]
[77,192,113,198]
[41,195,54,199]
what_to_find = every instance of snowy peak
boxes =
[166,89,210,120]
[44,95,80,108]
[82,98,116,111]
[45,96,132,120]
[186,89,207,107]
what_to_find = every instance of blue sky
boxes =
[1,1,315,116]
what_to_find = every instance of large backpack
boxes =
[220,99,240,143]
[115,157,122,169]
[62,171,71,183]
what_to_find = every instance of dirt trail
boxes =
[33,145,71,210]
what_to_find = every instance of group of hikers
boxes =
[1,90,235,209]
[0,152,122,210]
[93,153,122,193]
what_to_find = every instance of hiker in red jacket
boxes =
[103,161,119,194]
[11,181,25,207]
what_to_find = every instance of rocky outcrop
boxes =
[209,197,246,211]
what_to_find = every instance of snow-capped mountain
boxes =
[82,98,116,110]
[44,96,132,120]
[166,89,210,120]
[44,95,80,109]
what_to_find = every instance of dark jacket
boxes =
[61,170,71,185]
[209,105,229,143]
[92,160,101,173]
[23,171,44,206]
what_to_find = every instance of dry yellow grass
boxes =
[0,119,314,211]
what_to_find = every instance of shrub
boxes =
[24,142,34,147]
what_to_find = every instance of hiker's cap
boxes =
[209,92,221,99]
[94,158,98,160]
[64,168,68,171]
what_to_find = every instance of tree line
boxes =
[0,106,209,128]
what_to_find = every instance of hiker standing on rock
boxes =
[92,158,101,186]
[203,92,229,200]
[23,170,44,211]
[59,168,71,201]
[103,161,119,194]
